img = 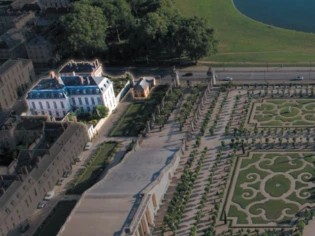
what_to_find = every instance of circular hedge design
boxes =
[264,174,291,198]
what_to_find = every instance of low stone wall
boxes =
[115,80,130,103]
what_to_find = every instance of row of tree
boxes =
[56,0,218,63]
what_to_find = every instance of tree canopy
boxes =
[60,3,108,57]
[57,0,218,63]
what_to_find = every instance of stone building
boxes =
[0,11,35,35]
[27,75,117,118]
[25,36,54,64]
[58,145,184,236]
[0,28,27,59]
[133,77,155,98]
[0,58,35,111]
[0,115,89,236]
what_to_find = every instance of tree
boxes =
[297,220,305,232]
[89,0,135,42]
[174,17,218,62]
[94,105,109,119]
[60,3,108,57]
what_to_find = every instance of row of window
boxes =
[1,136,85,234]
[72,96,100,106]
[32,101,65,110]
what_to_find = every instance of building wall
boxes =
[28,97,71,118]
[12,12,35,30]
[0,123,89,236]
[0,43,27,60]
[131,151,181,236]
[0,59,35,111]
[26,43,53,64]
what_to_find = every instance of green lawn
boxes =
[67,142,118,194]
[175,0,315,64]
[110,85,169,137]
[34,201,77,236]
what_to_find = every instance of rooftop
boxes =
[134,77,154,91]
[27,76,112,99]
[1,115,48,131]
[26,36,51,46]
[59,147,175,236]
[59,59,100,74]
[0,28,26,49]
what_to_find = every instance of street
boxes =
[103,66,315,84]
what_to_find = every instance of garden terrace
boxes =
[110,84,170,136]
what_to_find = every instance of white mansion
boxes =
[26,75,117,118]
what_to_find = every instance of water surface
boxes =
[233,0,315,33]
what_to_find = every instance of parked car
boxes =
[84,142,93,150]
[20,221,29,233]
[76,156,83,162]
[222,77,233,81]
[63,170,72,178]
[295,76,304,80]
[44,189,55,200]
[57,178,65,186]
[37,200,48,209]
[183,72,193,77]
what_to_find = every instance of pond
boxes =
[233,0,315,33]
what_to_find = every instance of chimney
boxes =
[78,76,84,85]
[72,71,75,76]
[86,77,90,85]
[0,187,5,195]
[21,166,28,175]
[50,71,55,78]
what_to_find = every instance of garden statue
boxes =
[288,106,291,113]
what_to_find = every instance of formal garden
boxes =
[154,82,315,236]
[250,99,315,127]
[226,152,315,227]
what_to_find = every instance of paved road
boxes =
[103,66,315,83]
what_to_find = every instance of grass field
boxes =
[175,0,315,64]
[35,201,77,236]
[67,142,118,194]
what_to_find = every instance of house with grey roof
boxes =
[133,77,155,98]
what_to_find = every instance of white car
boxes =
[222,77,233,81]
[295,76,304,80]
[44,189,55,200]
[84,142,93,150]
